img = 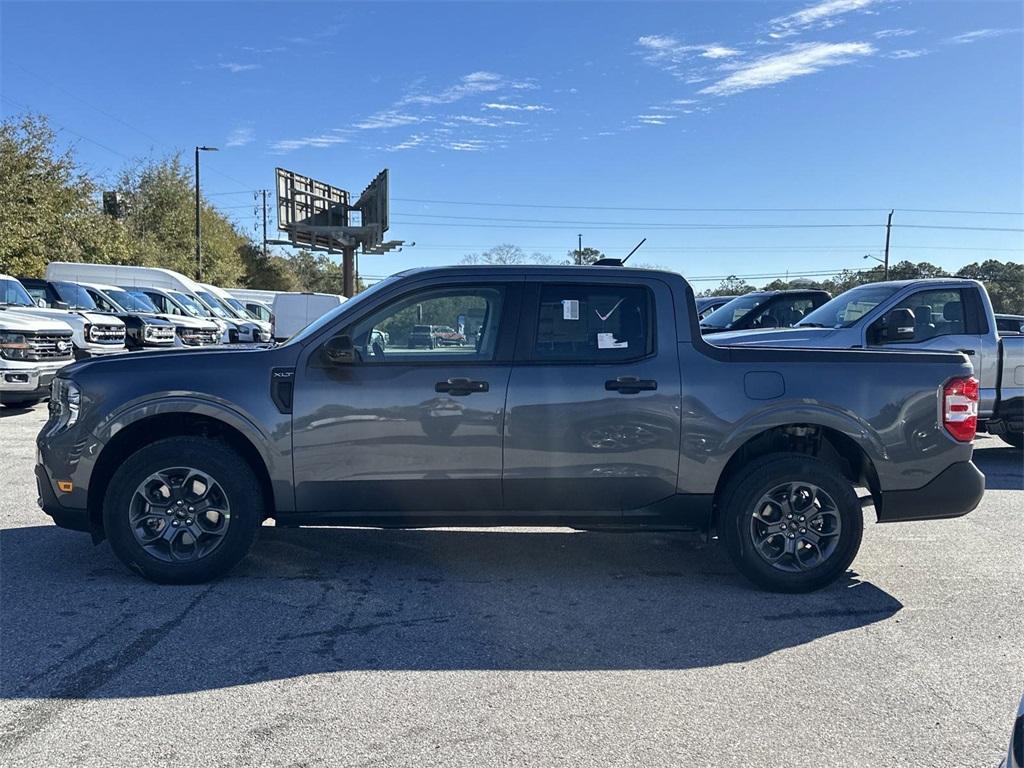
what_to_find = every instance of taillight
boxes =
[943,376,979,442]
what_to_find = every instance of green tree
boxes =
[0,113,130,277]
[567,246,606,265]
[116,155,246,285]
[238,244,298,291]
[698,275,757,297]
[956,259,1024,314]
[287,250,346,293]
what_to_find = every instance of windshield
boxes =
[169,291,211,318]
[223,296,257,319]
[196,291,232,319]
[798,284,901,328]
[107,288,153,313]
[0,278,35,307]
[122,290,161,313]
[53,281,98,310]
[284,277,397,345]
[701,293,768,329]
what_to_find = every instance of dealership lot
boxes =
[1,403,1021,768]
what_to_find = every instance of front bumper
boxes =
[0,361,68,401]
[74,345,127,360]
[35,464,92,533]
[877,460,985,523]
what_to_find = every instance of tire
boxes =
[1001,430,1024,449]
[718,454,863,593]
[103,437,262,584]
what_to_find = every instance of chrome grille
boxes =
[177,328,220,346]
[90,325,126,344]
[25,332,74,361]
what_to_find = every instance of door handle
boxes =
[435,378,489,395]
[605,376,657,394]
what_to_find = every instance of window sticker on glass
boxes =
[562,299,579,320]
[597,332,628,349]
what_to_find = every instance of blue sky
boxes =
[2,1,1022,286]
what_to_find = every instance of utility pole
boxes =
[577,233,583,265]
[194,145,218,281]
[261,189,269,258]
[883,209,894,281]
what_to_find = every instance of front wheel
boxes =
[718,454,863,592]
[103,437,263,583]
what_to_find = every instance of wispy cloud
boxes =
[699,41,875,96]
[284,23,344,46]
[353,111,426,130]
[636,34,742,79]
[218,62,261,74]
[768,0,881,39]
[225,126,254,147]
[481,102,554,112]
[269,131,348,153]
[387,134,428,152]
[874,28,916,39]
[447,140,488,152]
[946,28,1018,45]
[401,71,532,106]
[636,114,676,125]
[887,48,928,59]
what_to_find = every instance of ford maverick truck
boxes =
[37,266,984,591]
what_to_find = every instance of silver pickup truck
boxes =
[712,278,1024,448]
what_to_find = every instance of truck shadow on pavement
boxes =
[0,525,903,703]
[971,443,1024,490]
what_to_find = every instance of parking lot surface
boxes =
[1,403,1021,768]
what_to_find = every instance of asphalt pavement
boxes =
[1,403,1021,767]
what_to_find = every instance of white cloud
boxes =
[874,28,916,39]
[387,134,428,152]
[887,48,928,59]
[401,71,529,105]
[637,34,743,75]
[769,0,880,39]
[447,140,487,152]
[353,111,426,130]
[946,28,1018,45]
[218,62,261,73]
[225,126,254,147]
[481,102,554,112]
[270,131,348,153]
[699,41,875,96]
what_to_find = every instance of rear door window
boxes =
[531,284,652,362]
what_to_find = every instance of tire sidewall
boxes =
[103,437,262,584]
[720,455,864,592]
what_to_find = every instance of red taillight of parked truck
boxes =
[943,376,979,442]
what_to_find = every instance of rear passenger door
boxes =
[503,277,682,514]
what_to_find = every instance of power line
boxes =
[409,243,1024,253]
[390,218,1024,233]
[392,197,1024,216]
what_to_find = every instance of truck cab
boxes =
[699,290,831,334]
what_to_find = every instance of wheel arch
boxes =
[87,412,276,541]
[709,423,881,533]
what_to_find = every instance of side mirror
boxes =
[35,298,48,308]
[885,308,916,341]
[323,333,356,364]
[52,300,70,310]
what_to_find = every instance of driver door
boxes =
[291,279,521,516]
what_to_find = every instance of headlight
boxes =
[0,332,31,361]
[86,324,98,342]
[48,378,81,428]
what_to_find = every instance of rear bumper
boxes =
[878,461,985,523]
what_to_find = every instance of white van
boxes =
[46,263,262,344]
[271,292,345,341]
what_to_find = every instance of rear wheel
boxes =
[719,454,863,592]
[103,437,262,583]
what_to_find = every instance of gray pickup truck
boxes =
[36,266,985,591]
[710,278,1024,448]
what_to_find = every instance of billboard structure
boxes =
[271,167,403,295]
